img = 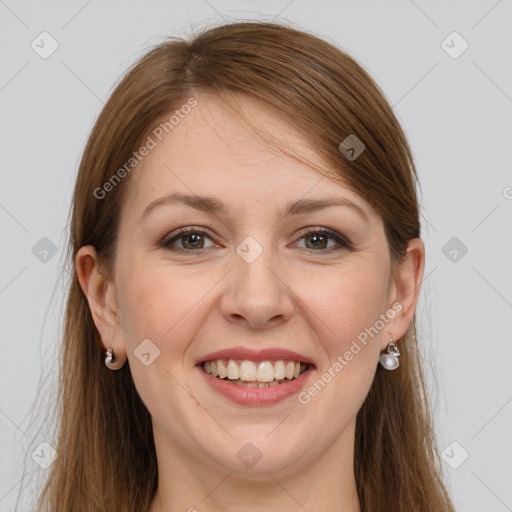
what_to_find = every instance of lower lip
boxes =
[197,364,315,406]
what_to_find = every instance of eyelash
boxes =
[159,227,352,255]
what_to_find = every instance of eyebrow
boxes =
[140,192,369,222]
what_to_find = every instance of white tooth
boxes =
[257,361,275,382]
[285,361,295,379]
[274,360,286,379]
[245,381,257,387]
[240,360,257,381]
[268,380,279,387]
[258,382,269,388]
[217,360,227,379]
[227,359,240,380]
[210,358,303,382]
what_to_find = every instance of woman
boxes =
[32,20,456,511]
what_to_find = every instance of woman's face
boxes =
[79,92,423,480]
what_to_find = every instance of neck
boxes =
[148,421,361,512]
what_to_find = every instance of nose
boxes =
[220,244,294,330]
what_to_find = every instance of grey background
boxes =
[1,1,511,510]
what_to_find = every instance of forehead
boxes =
[121,92,375,221]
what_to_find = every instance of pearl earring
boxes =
[104,345,126,370]
[378,332,400,370]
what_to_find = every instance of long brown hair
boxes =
[21,20,455,511]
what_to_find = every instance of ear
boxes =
[75,245,126,360]
[382,238,425,349]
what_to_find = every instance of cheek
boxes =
[300,258,390,349]
[116,257,216,361]
[296,259,388,415]
[298,261,387,402]
[114,259,212,420]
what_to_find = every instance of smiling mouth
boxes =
[200,359,313,387]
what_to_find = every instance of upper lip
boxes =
[197,347,316,366]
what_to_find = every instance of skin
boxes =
[76,92,425,512]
